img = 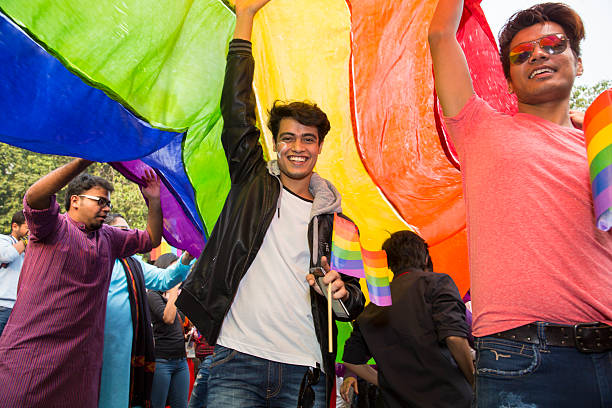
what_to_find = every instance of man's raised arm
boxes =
[234,0,272,41]
[26,158,93,210]
[220,0,272,182]
[428,0,474,117]
[141,169,162,248]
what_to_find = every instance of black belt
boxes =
[491,322,612,353]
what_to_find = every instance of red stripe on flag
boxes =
[361,247,388,268]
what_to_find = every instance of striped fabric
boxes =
[0,195,152,407]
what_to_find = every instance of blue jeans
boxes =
[207,345,326,408]
[0,306,11,336]
[474,324,612,408]
[150,357,190,408]
[188,354,212,408]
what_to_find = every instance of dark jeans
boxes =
[474,324,612,407]
[207,345,326,407]
[150,357,190,408]
[188,354,212,408]
[0,306,11,336]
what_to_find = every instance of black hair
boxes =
[267,100,331,144]
[104,213,126,225]
[499,3,585,79]
[64,173,114,211]
[11,210,25,226]
[154,253,179,269]
[382,230,432,275]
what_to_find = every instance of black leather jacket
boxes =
[177,39,365,405]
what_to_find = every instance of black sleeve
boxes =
[220,39,265,184]
[340,274,366,321]
[147,290,167,324]
[342,322,372,365]
[430,274,469,342]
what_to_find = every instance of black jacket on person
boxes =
[176,39,365,406]
[343,269,473,408]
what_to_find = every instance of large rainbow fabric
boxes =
[361,247,392,307]
[330,214,364,279]
[584,88,612,231]
[0,0,512,299]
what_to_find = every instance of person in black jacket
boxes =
[176,1,365,407]
[342,231,474,408]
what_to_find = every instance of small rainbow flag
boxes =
[330,214,364,279]
[361,247,392,307]
[584,88,612,231]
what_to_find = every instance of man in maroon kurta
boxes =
[0,159,162,407]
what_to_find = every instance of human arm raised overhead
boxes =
[428,0,474,117]
[220,0,273,183]
[25,158,92,210]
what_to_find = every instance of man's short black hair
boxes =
[104,213,125,225]
[154,253,178,269]
[382,230,431,275]
[267,100,331,144]
[11,210,25,226]
[64,173,114,211]
[499,2,585,80]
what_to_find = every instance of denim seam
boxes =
[477,343,540,377]
[210,349,238,369]
[266,362,282,399]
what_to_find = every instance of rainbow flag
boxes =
[361,247,392,306]
[585,88,612,231]
[330,214,365,278]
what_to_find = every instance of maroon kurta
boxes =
[0,195,152,407]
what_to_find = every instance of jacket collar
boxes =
[267,160,342,218]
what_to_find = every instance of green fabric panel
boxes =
[590,144,612,181]
[1,0,236,233]
[336,320,375,365]
[184,118,231,232]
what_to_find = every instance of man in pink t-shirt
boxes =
[429,1,611,407]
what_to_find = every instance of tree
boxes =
[570,79,612,111]
[0,143,147,233]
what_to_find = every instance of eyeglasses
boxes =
[78,194,112,209]
[509,33,568,65]
[297,367,320,408]
[111,225,129,231]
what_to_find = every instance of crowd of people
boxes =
[0,0,610,407]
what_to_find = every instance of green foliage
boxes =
[570,79,612,110]
[0,143,147,232]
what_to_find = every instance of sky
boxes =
[481,0,612,86]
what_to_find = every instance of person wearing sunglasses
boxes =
[0,159,163,408]
[99,213,195,408]
[429,2,611,407]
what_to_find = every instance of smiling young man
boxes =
[176,1,365,406]
[0,159,162,407]
[429,2,612,407]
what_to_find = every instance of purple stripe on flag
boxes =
[366,283,392,297]
[331,256,363,270]
[594,185,612,231]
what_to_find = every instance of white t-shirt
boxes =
[217,187,323,368]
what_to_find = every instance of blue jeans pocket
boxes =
[210,345,238,369]
[475,337,540,378]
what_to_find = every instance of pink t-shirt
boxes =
[445,95,612,337]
